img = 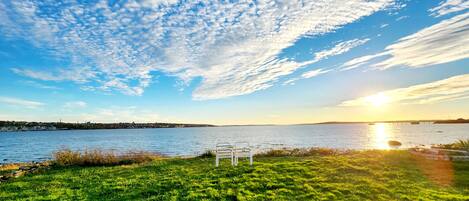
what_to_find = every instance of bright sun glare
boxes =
[367,93,390,107]
[370,123,392,149]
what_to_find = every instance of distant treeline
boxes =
[0,121,214,131]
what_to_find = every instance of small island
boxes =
[433,118,469,124]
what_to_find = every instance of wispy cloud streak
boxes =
[311,39,370,63]
[63,101,87,109]
[339,74,469,106]
[340,12,469,70]
[429,0,469,17]
[0,96,44,108]
[282,38,368,85]
[20,80,61,90]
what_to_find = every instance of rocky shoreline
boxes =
[0,162,51,183]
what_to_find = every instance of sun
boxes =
[367,93,389,107]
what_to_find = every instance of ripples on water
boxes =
[0,123,468,163]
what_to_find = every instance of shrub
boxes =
[433,139,469,151]
[53,148,162,167]
[453,139,469,151]
[198,150,215,158]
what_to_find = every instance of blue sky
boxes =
[0,0,468,124]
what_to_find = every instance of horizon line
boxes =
[2,118,467,127]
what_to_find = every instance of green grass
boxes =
[1,151,468,200]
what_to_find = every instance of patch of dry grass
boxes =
[53,148,162,166]
[0,163,21,171]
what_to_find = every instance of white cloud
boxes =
[11,67,96,83]
[77,106,161,123]
[283,78,297,86]
[20,80,61,90]
[340,12,469,70]
[429,0,469,17]
[302,69,331,79]
[0,105,166,123]
[340,52,387,71]
[0,0,394,99]
[282,38,368,85]
[395,15,409,21]
[0,96,44,108]
[311,39,370,63]
[63,101,87,109]
[339,74,469,106]
[283,68,331,86]
[283,68,332,86]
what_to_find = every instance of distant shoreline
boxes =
[1,118,468,132]
[0,127,215,133]
[311,118,469,125]
[0,121,215,132]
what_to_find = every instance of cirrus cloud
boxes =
[429,0,469,17]
[339,74,469,107]
[1,0,395,99]
[63,101,87,109]
[340,12,469,71]
[0,96,44,109]
[282,38,369,85]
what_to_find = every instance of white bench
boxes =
[215,142,254,167]
[234,142,253,166]
[215,142,234,167]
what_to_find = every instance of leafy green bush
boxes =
[53,148,161,166]
[198,150,215,158]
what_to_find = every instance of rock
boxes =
[13,171,25,178]
[0,175,11,182]
[388,140,402,147]
[18,166,30,171]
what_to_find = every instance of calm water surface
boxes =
[1,123,468,163]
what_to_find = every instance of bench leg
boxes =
[216,156,219,167]
[250,153,253,166]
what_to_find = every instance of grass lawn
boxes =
[1,151,468,200]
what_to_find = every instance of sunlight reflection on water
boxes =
[369,123,393,149]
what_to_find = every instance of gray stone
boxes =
[13,170,25,178]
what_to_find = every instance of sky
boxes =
[0,0,468,125]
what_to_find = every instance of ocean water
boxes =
[0,123,468,163]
